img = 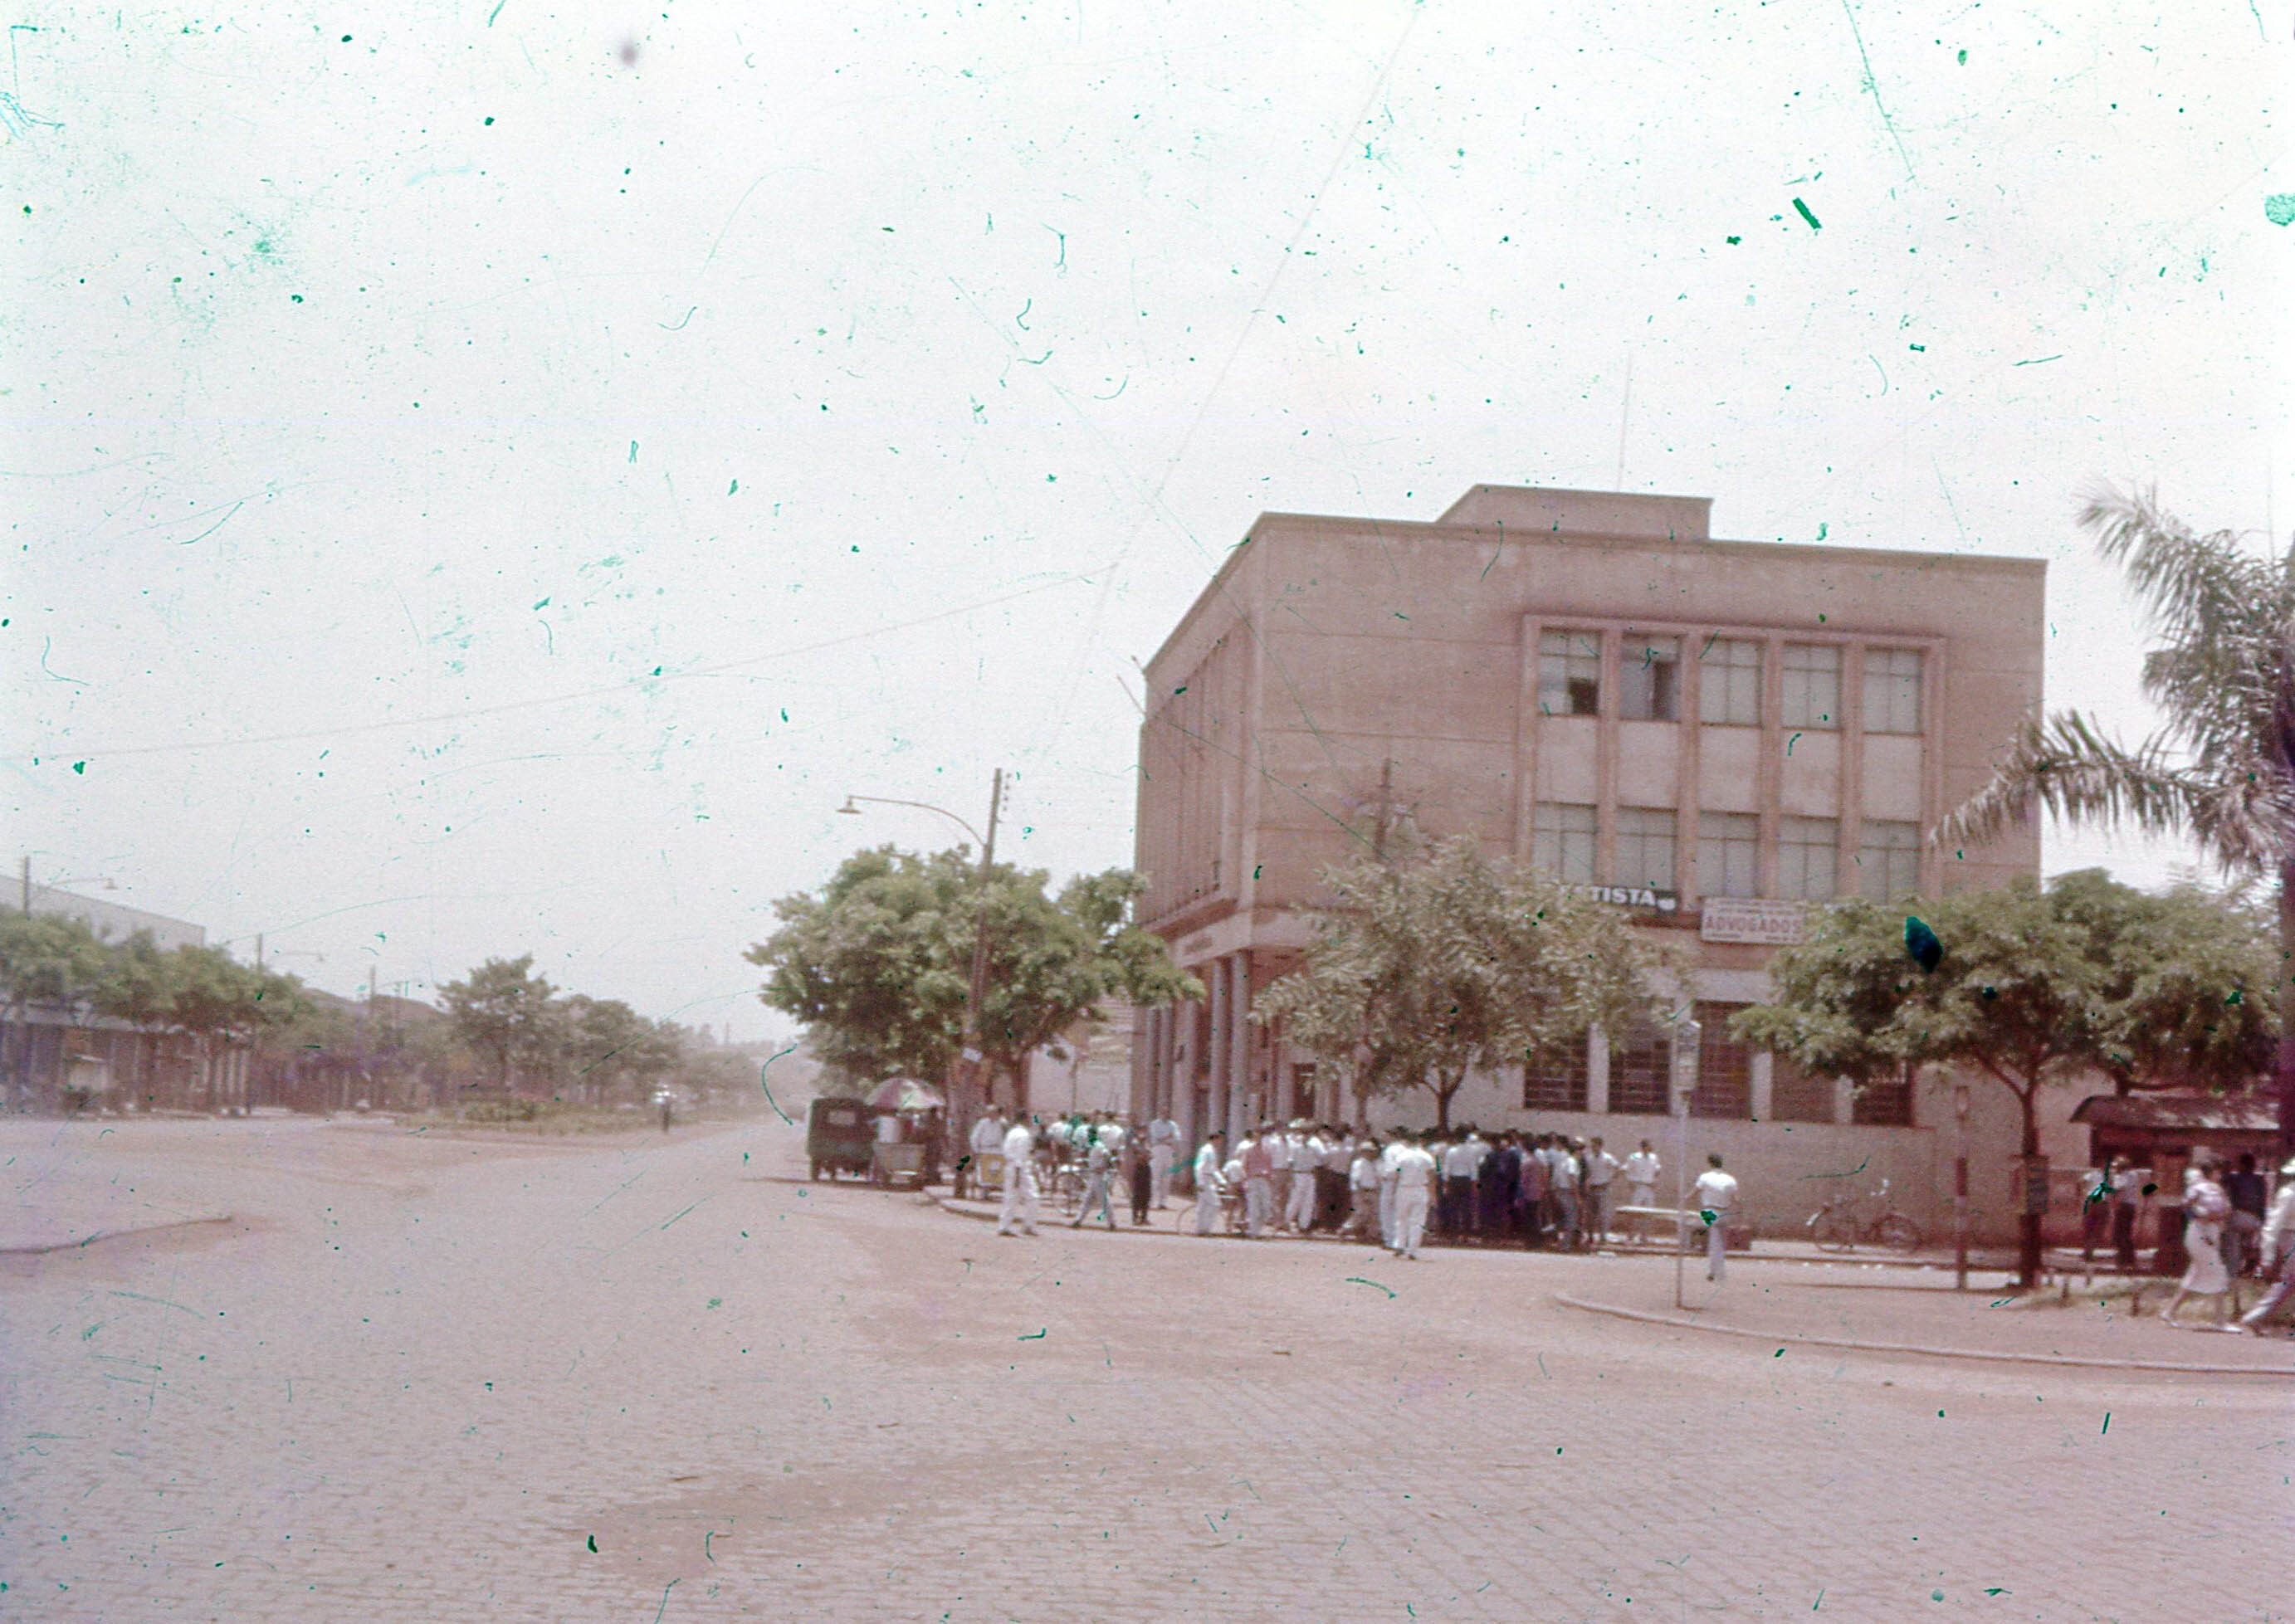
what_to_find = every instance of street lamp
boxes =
[837,771,1006,1129]
[1671,1015,1702,1311]
[18,857,118,914]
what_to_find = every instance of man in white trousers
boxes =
[1390,1133,1438,1260]
[1192,1132,1228,1236]
[1148,1114,1179,1207]
[1692,1152,1740,1283]
[997,1114,1041,1237]
[1378,1134,1404,1251]
[1285,1122,1322,1233]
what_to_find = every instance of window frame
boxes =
[1536,629,1604,718]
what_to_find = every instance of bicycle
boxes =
[1807,1178,1923,1253]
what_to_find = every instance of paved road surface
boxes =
[2,1115,2286,1621]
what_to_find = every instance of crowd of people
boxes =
[967,1109,1746,1280]
[953,1105,2295,1332]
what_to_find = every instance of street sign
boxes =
[1670,1019,1702,1114]
[1569,883,1680,915]
[1698,897,1809,944]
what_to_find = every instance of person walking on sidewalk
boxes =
[2224,1153,2268,1279]
[2162,1156,2235,1329]
[2236,1157,2295,1334]
[1692,1153,1739,1284]
[997,1115,1041,1237]
[1390,1133,1438,1261]
[1072,1134,1117,1230]
[1191,1132,1228,1236]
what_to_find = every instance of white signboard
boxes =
[1700,897,1809,944]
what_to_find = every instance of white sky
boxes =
[7,1,2288,1040]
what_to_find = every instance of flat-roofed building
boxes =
[1130,484,2046,1240]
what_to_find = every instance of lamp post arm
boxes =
[839,795,986,849]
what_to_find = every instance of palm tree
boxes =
[1936,485,2295,1151]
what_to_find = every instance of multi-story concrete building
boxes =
[1129,485,2046,1239]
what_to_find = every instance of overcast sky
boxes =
[7,1,2287,1038]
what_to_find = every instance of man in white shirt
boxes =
[1285,1123,1322,1233]
[1191,1132,1228,1236]
[1622,1139,1662,1241]
[1377,1135,1405,1251]
[1345,1139,1382,1240]
[1390,1133,1438,1261]
[1581,1136,1623,1246]
[1148,1115,1180,1207]
[997,1115,1041,1237]
[961,1108,1006,1202]
[1692,1152,1741,1283]
[1318,1126,1354,1232]
[2236,1158,2295,1333]
[1440,1130,1488,1240]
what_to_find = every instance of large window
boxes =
[1537,631,1602,717]
[1853,1062,1916,1127]
[1523,1038,1589,1111]
[1614,807,1677,891]
[1863,647,1923,734]
[1608,1027,1671,1114]
[1619,634,1680,721]
[1776,815,1838,901]
[1698,636,1763,725]
[1780,643,1841,729]
[1857,820,1921,901]
[1770,1056,1835,1123]
[1532,802,1598,884]
[1697,812,1760,900]
[1692,1002,1753,1119]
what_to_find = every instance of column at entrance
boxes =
[1225,952,1252,1144]
[1207,959,1231,1151]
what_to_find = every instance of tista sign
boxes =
[1567,885,1680,914]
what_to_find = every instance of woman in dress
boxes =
[2162,1154,2234,1329]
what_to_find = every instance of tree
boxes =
[747,846,1199,1110]
[1936,485,2295,1152]
[437,955,559,1092]
[1254,837,1669,1130]
[559,995,681,1103]
[83,937,304,1110]
[0,913,112,1105]
[1731,871,2276,1287]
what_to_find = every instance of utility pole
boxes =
[962,768,1004,1112]
[20,854,30,916]
[1672,1015,1702,1311]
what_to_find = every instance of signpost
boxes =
[1671,1017,1702,1309]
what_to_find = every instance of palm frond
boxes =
[2079,485,2279,652]
[1936,710,2210,853]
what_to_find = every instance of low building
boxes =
[1129,484,2049,1241]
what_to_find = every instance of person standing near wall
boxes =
[1692,1153,1739,1285]
[1240,1124,1277,1238]
[1582,1136,1621,1246]
[1148,1114,1179,1208]
[1622,1139,1661,1243]
[1125,1124,1153,1227]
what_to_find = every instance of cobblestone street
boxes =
[2,1115,2288,1622]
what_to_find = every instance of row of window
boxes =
[1536,632,1924,733]
[1531,804,1920,902]
[1521,1003,1915,1125]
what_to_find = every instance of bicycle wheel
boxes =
[1812,1208,1858,1252]
[1877,1213,1923,1253]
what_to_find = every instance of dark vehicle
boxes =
[807,1096,876,1181]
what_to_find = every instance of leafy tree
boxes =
[1936,486,2295,1150]
[84,937,305,1109]
[558,995,681,1102]
[1,913,113,1102]
[437,954,559,1092]
[1255,836,1669,1130]
[1732,871,2275,1286]
[748,846,1198,1111]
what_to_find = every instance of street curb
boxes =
[1550,1290,2295,1376]
[0,1213,235,1256]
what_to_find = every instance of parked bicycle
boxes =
[1807,1178,1923,1253]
